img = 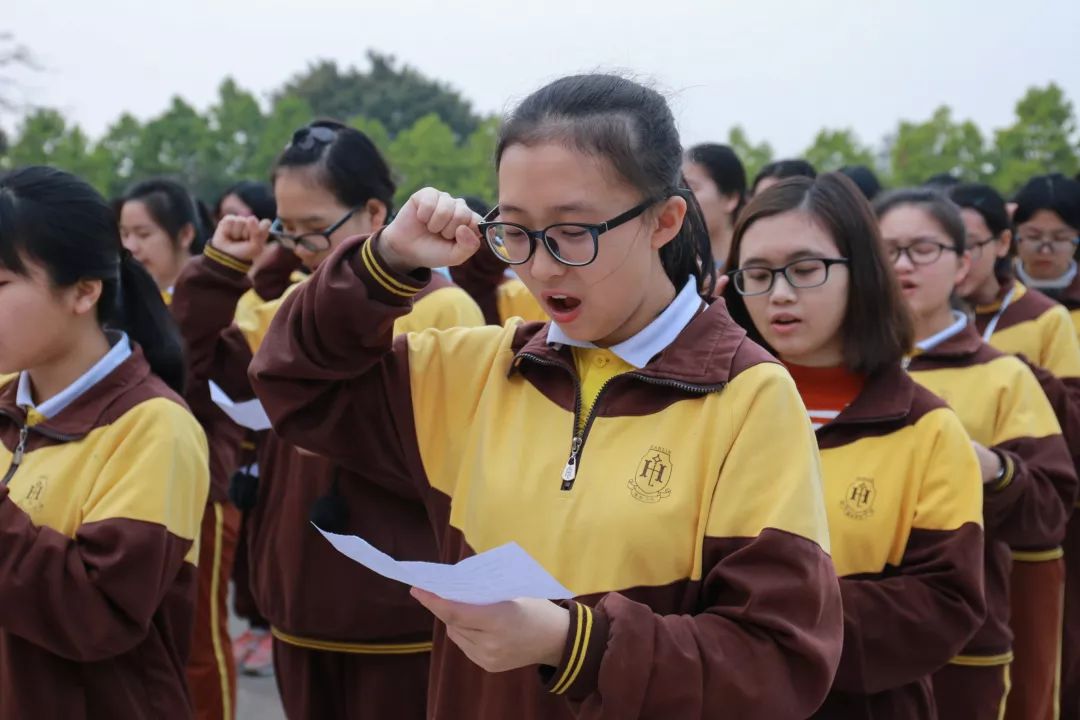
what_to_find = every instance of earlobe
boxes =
[179,224,195,253]
[368,199,389,229]
[71,279,103,317]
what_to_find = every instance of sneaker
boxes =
[241,631,275,677]
[232,628,261,665]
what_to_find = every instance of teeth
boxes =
[552,295,567,300]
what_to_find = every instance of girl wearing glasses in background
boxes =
[171,120,483,720]
[249,74,843,720]
[723,174,985,719]
[876,189,1075,720]
[946,183,1080,720]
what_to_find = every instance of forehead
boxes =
[1018,209,1075,232]
[274,167,348,221]
[119,199,159,228]
[497,142,639,217]
[739,211,839,262]
[879,204,944,238]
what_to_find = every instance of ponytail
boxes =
[0,166,187,394]
[659,185,715,296]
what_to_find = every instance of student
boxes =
[450,197,548,326]
[838,165,882,201]
[876,188,1075,719]
[721,172,985,718]
[0,166,209,718]
[172,119,484,720]
[683,143,747,268]
[119,179,207,293]
[216,181,276,225]
[954,179,1080,720]
[750,158,817,197]
[250,73,845,720]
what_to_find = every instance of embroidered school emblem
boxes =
[22,476,47,513]
[629,447,673,503]
[842,477,876,520]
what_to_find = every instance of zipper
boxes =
[1,426,29,487]
[519,352,726,491]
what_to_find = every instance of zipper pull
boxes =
[561,436,582,491]
[2,426,29,487]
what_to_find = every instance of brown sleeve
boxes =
[832,523,985,694]
[249,233,431,502]
[1022,357,1080,510]
[172,252,257,400]
[0,489,193,662]
[251,243,303,301]
[541,530,843,719]
[988,434,1073,549]
[448,246,508,325]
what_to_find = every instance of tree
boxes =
[97,113,144,197]
[727,126,774,184]
[992,84,1079,193]
[129,97,215,196]
[888,106,989,187]
[207,78,267,186]
[803,129,876,173]
[388,113,474,206]
[4,108,111,189]
[248,95,313,184]
[277,53,480,139]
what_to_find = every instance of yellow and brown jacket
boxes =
[803,362,985,719]
[0,348,209,720]
[249,233,845,720]
[171,243,483,655]
[907,323,1074,670]
[449,244,547,325]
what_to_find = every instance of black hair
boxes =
[122,178,207,255]
[838,165,882,201]
[272,119,396,213]
[922,173,961,191]
[685,143,747,217]
[216,180,277,221]
[0,166,186,393]
[751,159,817,195]
[1013,173,1080,231]
[494,74,715,295]
[949,184,1010,237]
[462,196,491,218]
[874,188,967,254]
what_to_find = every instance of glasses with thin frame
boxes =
[729,257,850,296]
[270,206,362,253]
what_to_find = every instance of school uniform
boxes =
[0,335,210,720]
[905,314,1074,718]
[449,245,548,325]
[783,359,986,720]
[172,241,485,720]
[975,278,1080,720]
[248,232,845,720]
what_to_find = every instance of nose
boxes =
[525,242,566,283]
[892,249,915,273]
[768,272,797,303]
[120,235,139,255]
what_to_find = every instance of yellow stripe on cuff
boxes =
[204,245,251,273]
[550,604,585,695]
[559,604,594,694]
[950,651,1014,667]
[361,240,422,297]
[1012,547,1065,562]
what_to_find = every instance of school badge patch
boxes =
[842,477,876,519]
[629,446,673,503]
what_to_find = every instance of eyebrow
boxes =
[499,202,596,216]
[740,249,828,266]
[278,215,331,225]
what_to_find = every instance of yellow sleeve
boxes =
[912,408,983,532]
[234,282,303,353]
[496,279,549,324]
[1037,305,1080,379]
[395,286,486,334]
[991,357,1064,444]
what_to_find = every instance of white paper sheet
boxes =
[316,527,575,605]
[208,380,272,431]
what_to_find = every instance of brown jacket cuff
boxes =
[347,231,431,305]
[540,600,608,701]
[203,244,253,279]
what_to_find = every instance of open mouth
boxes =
[770,314,801,333]
[547,294,582,313]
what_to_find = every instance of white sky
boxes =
[5,0,1080,156]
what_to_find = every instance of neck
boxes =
[597,270,679,347]
[914,304,957,343]
[710,226,733,268]
[779,336,845,369]
[26,324,112,406]
[969,274,1002,307]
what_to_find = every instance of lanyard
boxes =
[982,286,1017,342]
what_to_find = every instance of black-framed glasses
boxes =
[886,240,958,266]
[967,235,999,259]
[1016,233,1080,253]
[270,206,362,253]
[728,258,850,296]
[287,125,337,152]
[478,197,660,267]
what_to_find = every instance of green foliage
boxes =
[726,125,773,184]
[802,129,876,173]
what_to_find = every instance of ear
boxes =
[70,279,103,317]
[366,198,389,229]
[994,230,1012,259]
[650,195,687,251]
[721,192,741,216]
[955,250,974,287]
[178,223,195,253]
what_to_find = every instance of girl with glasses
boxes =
[171,120,483,720]
[250,73,843,720]
[950,181,1080,720]
[724,173,985,719]
[877,189,1075,720]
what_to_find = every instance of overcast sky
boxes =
[5,0,1079,156]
